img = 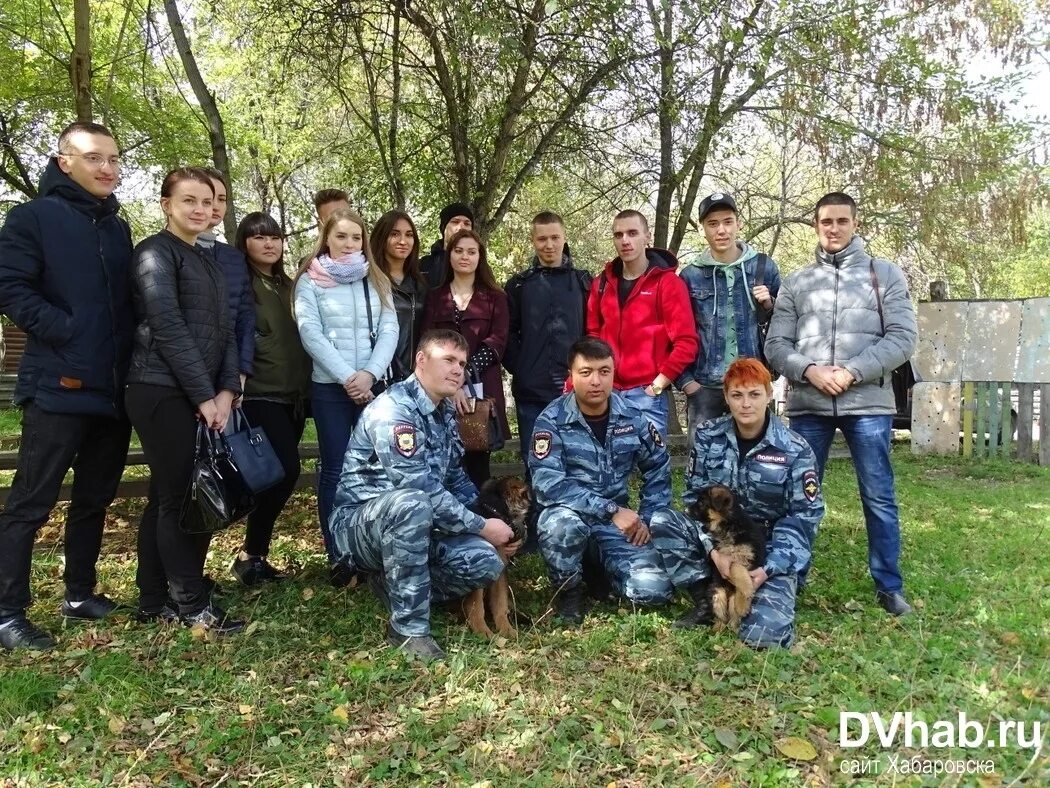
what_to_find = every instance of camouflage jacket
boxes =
[332,375,484,534]
[685,413,824,577]
[528,391,671,523]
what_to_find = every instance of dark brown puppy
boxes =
[464,476,530,638]
[687,485,767,631]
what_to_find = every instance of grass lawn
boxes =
[0,451,1047,786]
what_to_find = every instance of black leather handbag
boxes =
[225,409,285,494]
[180,424,256,534]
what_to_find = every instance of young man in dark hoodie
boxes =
[419,202,475,290]
[678,193,780,434]
[504,212,591,546]
[586,210,698,435]
[0,122,135,650]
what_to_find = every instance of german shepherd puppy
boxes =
[687,485,767,631]
[464,476,530,638]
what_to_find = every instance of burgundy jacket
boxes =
[422,285,511,442]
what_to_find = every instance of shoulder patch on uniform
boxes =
[612,424,635,436]
[648,421,664,448]
[802,469,819,502]
[393,423,417,457]
[532,430,553,460]
[754,451,788,465]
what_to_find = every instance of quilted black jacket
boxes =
[128,230,241,404]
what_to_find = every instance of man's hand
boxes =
[451,388,472,415]
[751,284,773,309]
[502,538,523,559]
[612,506,641,538]
[709,548,734,581]
[804,365,851,396]
[682,381,702,396]
[479,518,513,547]
[629,522,651,546]
[748,567,768,591]
[831,367,856,390]
[644,373,673,397]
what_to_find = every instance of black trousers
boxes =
[462,450,491,490]
[240,400,305,557]
[0,402,130,616]
[125,384,211,615]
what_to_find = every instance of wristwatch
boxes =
[650,382,664,396]
[604,500,619,517]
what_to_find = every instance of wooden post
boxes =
[929,280,949,301]
[1000,382,1012,457]
[987,382,1001,457]
[1041,385,1050,466]
[975,382,987,459]
[1016,383,1034,462]
[961,382,974,458]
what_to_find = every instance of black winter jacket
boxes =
[503,252,592,403]
[127,230,241,404]
[211,241,255,375]
[419,240,447,290]
[0,159,134,417]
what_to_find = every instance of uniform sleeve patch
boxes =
[611,424,636,436]
[393,423,418,457]
[648,421,665,448]
[802,469,820,502]
[532,430,553,460]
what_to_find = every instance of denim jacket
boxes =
[677,243,781,388]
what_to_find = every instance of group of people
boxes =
[0,121,918,660]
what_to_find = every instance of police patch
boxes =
[393,423,417,457]
[532,430,553,460]
[612,425,636,436]
[648,422,664,448]
[802,469,820,502]
[754,451,788,465]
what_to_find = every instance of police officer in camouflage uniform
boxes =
[651,358,823,648]
[329,329,516,661]
[528,337,673,625]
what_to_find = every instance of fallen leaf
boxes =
[302,587,315,601]
[238,704,253,715]
[1021,687,1036,700]
[774,736,817,761]
[107,717,126,735]
[1000,632,1020,646]
[714,727,738,750]
[331,704,349,723]
[57,732,72,745]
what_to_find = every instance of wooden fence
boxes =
[959,382,1048,462]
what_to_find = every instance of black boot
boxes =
[674,580,714,629]
[554,584,585,627]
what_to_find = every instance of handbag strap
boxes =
[363,278,377,349]
[869,259,885,336]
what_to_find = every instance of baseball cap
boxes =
[698,192,738,221]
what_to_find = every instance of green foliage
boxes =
[0,453,1047,783]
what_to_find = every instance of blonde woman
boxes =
[294,209,397,563]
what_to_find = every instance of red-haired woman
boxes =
[650,358,824,650]
[421,229,509,487]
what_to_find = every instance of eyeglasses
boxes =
[59,152,122,168]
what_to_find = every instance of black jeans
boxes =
[125,384,212,615]
[240,400,305,557]
[0,402,130,616]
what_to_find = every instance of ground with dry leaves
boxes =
[0,450,1047,786]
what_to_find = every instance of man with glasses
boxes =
[0,122,135,650]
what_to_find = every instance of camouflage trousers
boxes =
[330,489,504,637]
[650,509,797,648]
[538,506,672,606]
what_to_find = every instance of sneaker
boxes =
[0,615,56,651]
[329,561,357,589]
[554,585,585,627]
[134,601,179,624]
[385,624,445,662]
[876,590,912,617]
[180,604,245,635]
[60,593,121,620]
[232,556,288,587]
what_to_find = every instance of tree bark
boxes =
[72,0,92,122]
[163,0,237,238]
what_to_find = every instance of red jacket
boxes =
[586,248,699,390]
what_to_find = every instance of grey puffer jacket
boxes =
[764,235,916,417]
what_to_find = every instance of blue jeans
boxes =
[620,386,669,435]
[312,381,366,561]
[789,414,903,594]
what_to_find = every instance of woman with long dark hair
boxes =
[421,229,509,487]
[230,212,311,586]
[126,166,244,634]
[369,210,428,382]
[294,208,397,565]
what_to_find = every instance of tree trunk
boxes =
[72,0,92,122]
[163,0,237,238]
